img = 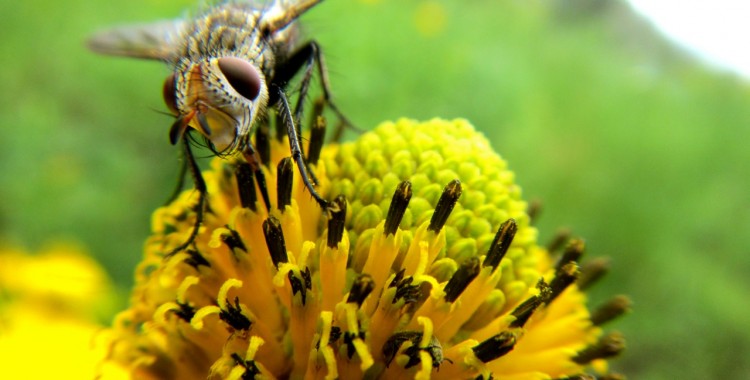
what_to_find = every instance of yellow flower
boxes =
[0,244,115,378]
[98,119,628,379]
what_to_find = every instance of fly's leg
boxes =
[165,137,207,257]
[273,84,329,209]
[164,148,188,205]
[273,40,353,138]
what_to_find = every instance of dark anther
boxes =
[288,269,312,305]
[302,266,312,291]
[384,181,412,236]
[546,228,571,253]
[230,353,261,379]
[591,295,632,326]
[219,296,252,331]
[263,216,288,268]
[509,279,552,328]
[306,101,326,165]
[444,257,481,302]
[329,326,342,344]
[549,262,579,303]
[220,227,247,252]
[382,331,445,369]
[255,124,271,168]
[316,325,342,350]
[527,199,542,224]
[235,162,257,211]
[274,111,285,142]
[556,238,585,272]
[347,274,375,306]
[277,157,294,210]
[577,257,610,291]
[390,270,421,305]
[474,375,495,380]
[483,219,518,270]
[184,248,211,269]
[173,302,196,322]
[428,180,462,233]
[326,195,347,249]
[573,331,626,364]
[472,331,516,363]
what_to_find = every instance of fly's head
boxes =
[165,56,269,153]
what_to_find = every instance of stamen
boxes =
[287,267,312,305]
[443,256,480,302]
[384,181,412,236]
[347,274,375,307]
[556,238,585,271]
[277,157,294,210]
[234,162,257,211]
[428,180,462,233]
[183,248,211,268]
[219,227,247,252]
[307,114,326,165]
[173,302,196,322]
[546,228,571,253]
[577,257,610,290]
[219,296,252,331]
[509,279,552,328]
[390,269,421,305]
[549,262,579,302]
[527,199,542,224]
[382,331,444,369]
[483,219,517,270]
[230,352,261,378]
[255,124,271,167]
[590,295,632,326]
[327,195,347,248]
[573,331,626,364]
[274,112,285,141]
[472,331,517,363]
[263,216,288,268]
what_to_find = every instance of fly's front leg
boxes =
[165,136,207,257]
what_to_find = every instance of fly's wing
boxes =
[88,20,184,60]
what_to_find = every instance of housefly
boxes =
[89,0,348,254]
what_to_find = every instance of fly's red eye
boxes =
[217,57,261,101]
[163,73,179,115]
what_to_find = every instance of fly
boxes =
[89,0,349,255]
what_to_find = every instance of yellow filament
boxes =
[153,302,181,324]
[177,275,200,304]
[218,278,243,308]
[191,305,221,330]
[246,336,265,360]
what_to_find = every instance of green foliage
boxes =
[2,0,749,378]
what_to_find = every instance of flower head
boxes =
[0,244,114,378]
[98,118,627,379]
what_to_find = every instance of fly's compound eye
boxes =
[163,73,179,115]
[217,57,262,101]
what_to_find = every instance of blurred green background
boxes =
[2,0,749,378]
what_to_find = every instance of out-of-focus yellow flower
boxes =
[97,119,628,379]
[0,244,115,378]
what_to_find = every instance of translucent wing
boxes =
[88,20,184,60]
